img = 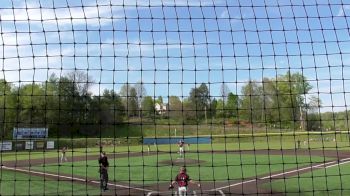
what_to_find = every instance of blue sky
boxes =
[0,0,349,112]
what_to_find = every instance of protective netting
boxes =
[1,0,350,195]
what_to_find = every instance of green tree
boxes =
[17,83,46,125]
[307,96,322,114]
[142,96,155,118]
[209,98,217,119]
[119,84,130,98]
[135,81,147,117]
[240,81,263,123]
[216,99,225,118]
[156,96,163,104]
[128,87,138,117]
[168,96,182,119]
[183,98,196,122]
[57,76,81,136]
[120,84,139,117]
[226,93,238,118]
[261,78,278,125]
[306,113,322,131]
[0,80,16,138]
[66,70,92,96]
[86,90,124,135]
[42,73,60,136]
[189,83,210,120]
[249,73,313,129]
[278,72,312,129]
[100,89,124,123]
[305,96,322,131]
[323,110,350,131]
[41,72,93,136]
[220,83,230,103]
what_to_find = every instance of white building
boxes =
[155,103,167,115]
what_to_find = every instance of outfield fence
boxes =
[1,131,348,151]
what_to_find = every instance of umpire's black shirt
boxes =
[99,156,109,167]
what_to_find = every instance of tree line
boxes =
[0,70,342,138]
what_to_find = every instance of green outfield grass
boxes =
[1,140,348,162]
[1,131,349,162]
[32,153,328,185]
[0,141,350,161]
[266,162,350,195]
[0,170,100,195]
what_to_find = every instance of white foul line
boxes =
[260,162,334,180]
[325,160,350,169]
[218,190,226,196]
[147,190,202,196]
[212,179,257,191]
[1,166,152,192]
[213,157,350,191]
[146,191,157,196]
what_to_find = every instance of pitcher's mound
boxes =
[159,158,205,166]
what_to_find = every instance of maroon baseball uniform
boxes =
[175,172,190,187]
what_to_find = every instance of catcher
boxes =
[169,167,201,196]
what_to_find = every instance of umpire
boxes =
[99,151,109,191]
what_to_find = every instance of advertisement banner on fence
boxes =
[47,141,54,149]
[13,128,48,139]
[36,141,44,149]
[25,141,34,150]
[15,142,24,150]
[0,141,12,151]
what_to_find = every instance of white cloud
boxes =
[0,4,120,28]
[337,5,350,17]
[121,0,224,7]
[220,10,228,18]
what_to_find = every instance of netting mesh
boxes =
[1,0,350,195]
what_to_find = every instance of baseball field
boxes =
[1,133,350,195]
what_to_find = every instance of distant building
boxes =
[155,103,167,115]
